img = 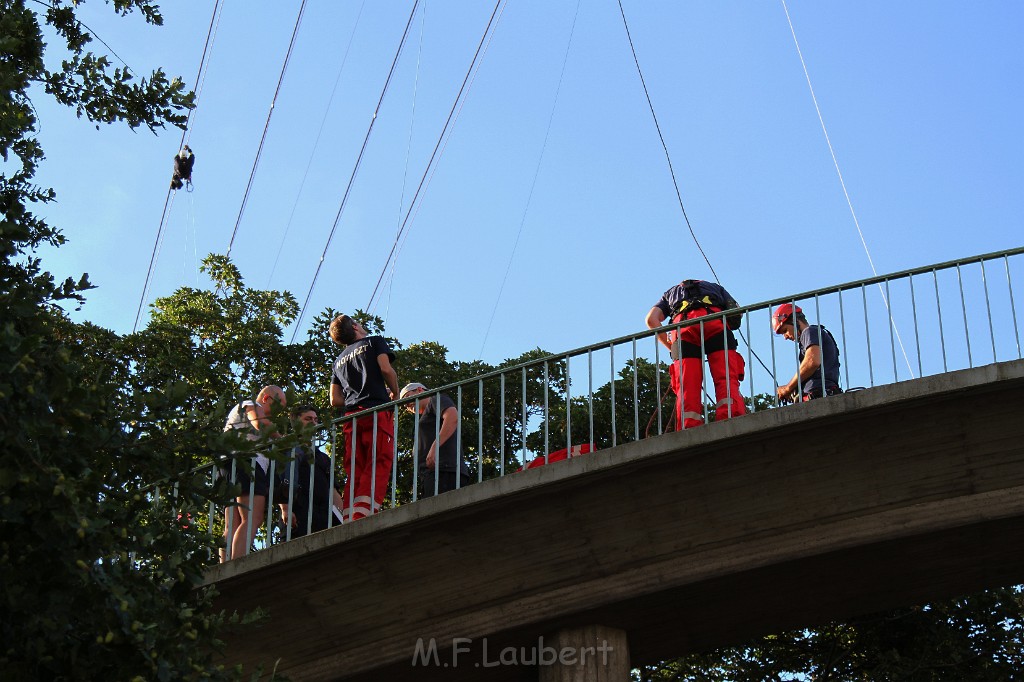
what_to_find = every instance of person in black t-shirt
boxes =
[400,383,471,499]
[328,315,400,521]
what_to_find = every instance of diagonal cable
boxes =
[133,0,224,332]
[289,0,422,343]
[780,0,915,377]
[477,0,582,360]
[225,0,309,258]
[364,0,507,315]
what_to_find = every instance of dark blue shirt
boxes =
[798,324,841,393]
[654,280,736,319]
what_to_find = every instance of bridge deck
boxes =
[208,359,1024,681]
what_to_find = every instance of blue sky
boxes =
[34,1,1024,366]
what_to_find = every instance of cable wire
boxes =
[288,0,423,343]
[616,0,717,282]
[477,0,582,360]
[225,0,309,258]
[364,0,507,314]
[780,0,915,377]
[133,0,223,332]
[267,0,367,287]
[382,1,428,327]
[371,0,508,311]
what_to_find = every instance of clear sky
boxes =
[34,1,1024,366]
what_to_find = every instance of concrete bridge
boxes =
[207,358,1024,681]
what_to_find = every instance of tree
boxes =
[633,586,1024,681]
[0,2,251,679]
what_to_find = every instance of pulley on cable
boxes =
[170,145,195,191]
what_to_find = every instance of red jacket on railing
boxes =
[520,444,593,471]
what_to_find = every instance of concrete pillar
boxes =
[537,625,630,682]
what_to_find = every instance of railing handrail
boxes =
[329,245,1024,428]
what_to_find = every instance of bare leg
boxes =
[229,494,266,560]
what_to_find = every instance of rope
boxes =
[288,0,423,343]
[616,0,717,281]
[364,0,508,315]
[779,0,915,378]
[225,0,309,259]
[132,0,223,332]
[477,0,582,360]
[267,0,367,287]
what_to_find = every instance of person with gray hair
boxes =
[220,384,286,561]
[400,382,471,498]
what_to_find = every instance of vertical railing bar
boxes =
[792,299,803,401]
[499,372,506,478]
[371,410,380,514]
[632,338,639,442]
[456,386,463,490]
[348,416,357,523]
[934,269,948,373]
[814,294,826,396]
[543,361,550,464]
[265,458,276,547]
[769,306,779,407]
[722,311,732,418]
[305,444,316,537]
[838,288,850,390]
[861,285,874,387]
[909,274,923,378]
[957,263,973,367]
[521,367,527,473]
[885,279,897,382]
[1006,255,1022,359]
[587,349,594,450]
[700,318,708,423]
[654,336,663,434]
[246,457,256,556]
[745,311,754,414]
[477,379,484,484]
[610,344,617,448]
[412,399,420,502]
[391,405,399,508]
[565,356,572,454]
[433,394,440,498]
[980,258,997,363]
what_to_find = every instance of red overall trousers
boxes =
[340,408,395,521]
[671,307,747,430]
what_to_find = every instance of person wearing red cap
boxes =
[646,279,747,430]
[772,303,842,402]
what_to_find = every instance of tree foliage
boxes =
[0,2,237,679]
[634,586,1024,681]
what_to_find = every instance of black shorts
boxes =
[219,457,270,498]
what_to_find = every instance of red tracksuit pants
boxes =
[670,310,747,430]
[340,409,395,521]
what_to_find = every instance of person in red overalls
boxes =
[645,280,747,430]
[329,315,400,522]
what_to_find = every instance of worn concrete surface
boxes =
[208,359,1024,681]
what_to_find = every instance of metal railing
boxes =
[211,246,1024,560]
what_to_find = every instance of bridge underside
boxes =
[209,360,1024,681]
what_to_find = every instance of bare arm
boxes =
[778,345,823,401]
[426,405,459,469]
[645,306,672,351]
[377,354,400,400]
[244,403,280,437]
[330,382,345,409]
